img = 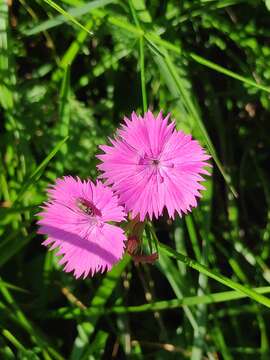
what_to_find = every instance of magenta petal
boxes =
[37,176,127,278]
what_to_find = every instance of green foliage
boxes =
[1,0,270,358]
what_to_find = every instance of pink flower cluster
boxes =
[37,111,210,278]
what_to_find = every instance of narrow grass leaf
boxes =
[52,19,93,82]
[50,286,270,318]
[189,52,270,94]
[0,282,64,360]
[24,0,114,35]
[70,255,130,360]
[14,136,69,204]
[0,0,13,110]
[40,0,93,35]
[159,243,270,309]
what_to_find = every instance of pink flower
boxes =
[97,111,211,221]
[37,177,126,278]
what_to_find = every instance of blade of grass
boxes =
[139,36,147,113]
[0,229,35,268]
[211,324,233,360]
[59,65,70,139]
[81,330,109,359]
[0,154,10,201]
[0,344,16,360]
[0,0,13,111]
[40,0,93,35]
[0,278,29,294]
[128,0,147,112]
[2,329,27,353]
[177,0,253,23]
[159,243,270,309]
[189,52,270,94]
[24,0,114,35]
[0,0,22,187]
[185,216,201,262]
[191,229,208,360]
[158,252,198,332]
[130,0,151,23]
[14,135,69,204]
[76,8,270,94]
[191,175,213,360]
[70,255,130,360]
[45,5,270,97]
[50,286,270,318]
[156,49,237,198]
[0,281,64,360]
[56,66,70,172]
[144,28,237,197]
[52,18,93,82]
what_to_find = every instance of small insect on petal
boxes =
[37,176,127,278]
[76,197,102,217]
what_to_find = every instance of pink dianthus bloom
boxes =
[37,176,126,278]
[97,111,211,221]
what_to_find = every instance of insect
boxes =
[76,197,96,216]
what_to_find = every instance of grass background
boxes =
[1,0,270,359]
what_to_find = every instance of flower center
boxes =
[152,159,160,166]
[139,155,174,168]
[137,154,175,183]
[76,197,102,217]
